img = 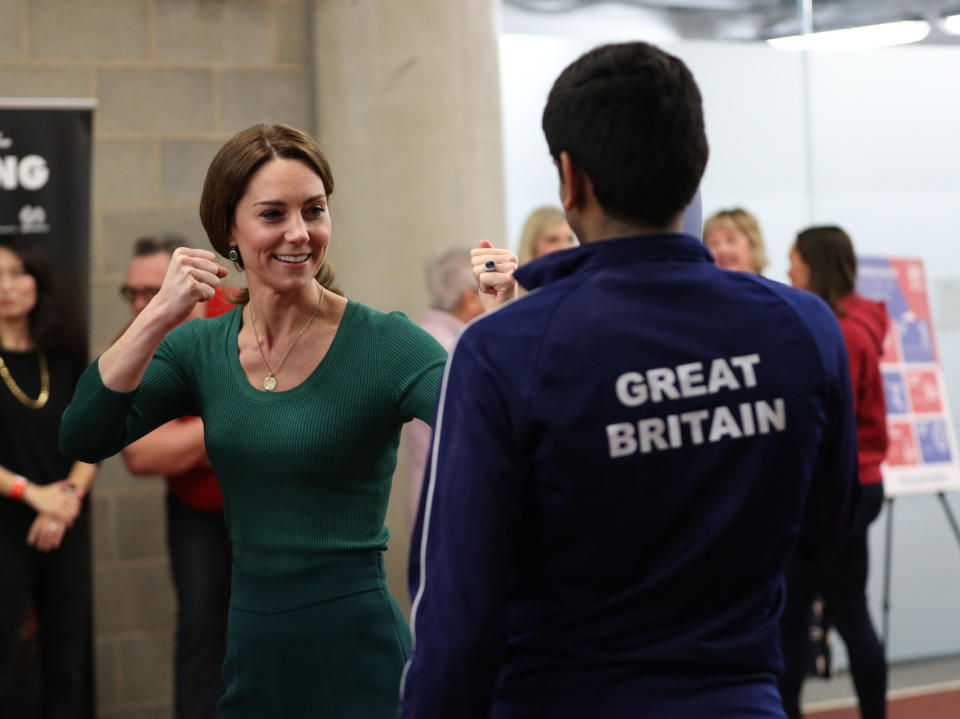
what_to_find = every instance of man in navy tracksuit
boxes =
[401,42,860,718]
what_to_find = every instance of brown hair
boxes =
[199,124,340,301]
[133,234,190,257]
[518,205,568,266]
[703,208,768,274]
[793,225,856,314]
[0,237,80,356]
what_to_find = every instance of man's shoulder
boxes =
[458,287,557,343]
[452,287,571,379]
[731,272,843,340]
[738,277,849,387]
[748,273,826,311]
[770,280,844,341]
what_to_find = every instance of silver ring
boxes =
[47,521,59,532]
[483,259,497,272]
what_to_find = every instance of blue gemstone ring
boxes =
[483,259,497,272]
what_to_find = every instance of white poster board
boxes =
[857,257,960,496]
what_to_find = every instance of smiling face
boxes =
[533,219,577,259]
[704,225,753,272]
[0,246,38,323]
[230,157,331,297]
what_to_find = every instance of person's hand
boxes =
[151,248,228,328]
[27,512,67,552]
[22,479,81,525]
[471,240,518,312]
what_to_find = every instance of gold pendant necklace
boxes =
[0,352,49,409]
[248,286,325,392]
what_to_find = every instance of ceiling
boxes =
[503,0,960,44]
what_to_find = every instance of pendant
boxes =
[263,375,278,391]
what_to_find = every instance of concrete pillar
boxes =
[311,0,507,610]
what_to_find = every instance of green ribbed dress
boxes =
[60,300,447,717]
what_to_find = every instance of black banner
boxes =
[0,99,95,358]
[0,99,95,717]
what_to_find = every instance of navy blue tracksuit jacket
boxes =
[401,234,859,718]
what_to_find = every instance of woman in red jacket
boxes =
[780,225,889,719]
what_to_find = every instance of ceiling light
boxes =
[943,14,960,35]
[767,19,931,51]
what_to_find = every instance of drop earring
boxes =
[228,248,238,261]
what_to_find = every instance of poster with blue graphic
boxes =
[857,257,960,495]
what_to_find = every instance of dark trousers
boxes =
[779,483,887,719]
[0,502,93,719]
[167,491,232,719]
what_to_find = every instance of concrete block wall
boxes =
[1,1,314,716]
[310,0,507,626]
[3,0,506,715]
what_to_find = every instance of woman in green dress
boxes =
[60,124,517,717]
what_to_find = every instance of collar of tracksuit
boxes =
[515,233,714,292]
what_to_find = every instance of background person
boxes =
[403,246,485,529]
[0,237,97,718]
[119,234,233,719]
[401,42,860,719]
[780,225,889,719]
[517,205,577,265]
[60,123,517,718]
[703,207,768,274]
[519,192,701,271]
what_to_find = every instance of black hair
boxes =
[0,236,80,355]
[794,226,857,314]
[542,42,708,227]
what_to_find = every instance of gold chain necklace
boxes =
[248,286,325,391]
[0,352,49,409]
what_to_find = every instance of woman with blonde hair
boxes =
[517,205,577,266]
[703,208,767,274]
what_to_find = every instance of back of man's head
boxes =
[542,42,708,228]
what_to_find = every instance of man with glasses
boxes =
[119,235,233,719]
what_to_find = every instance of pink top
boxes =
[404,309,465,528]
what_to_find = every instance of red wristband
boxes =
[9,475,28,501]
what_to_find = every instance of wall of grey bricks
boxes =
[2,1,506,716]
[1,2,313,716]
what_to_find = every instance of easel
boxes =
[881,491,960,648]
[853,254,960,655]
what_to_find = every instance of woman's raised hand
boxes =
[472,240,518,312]
[96,248,230,393]
[151,248,229,328]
